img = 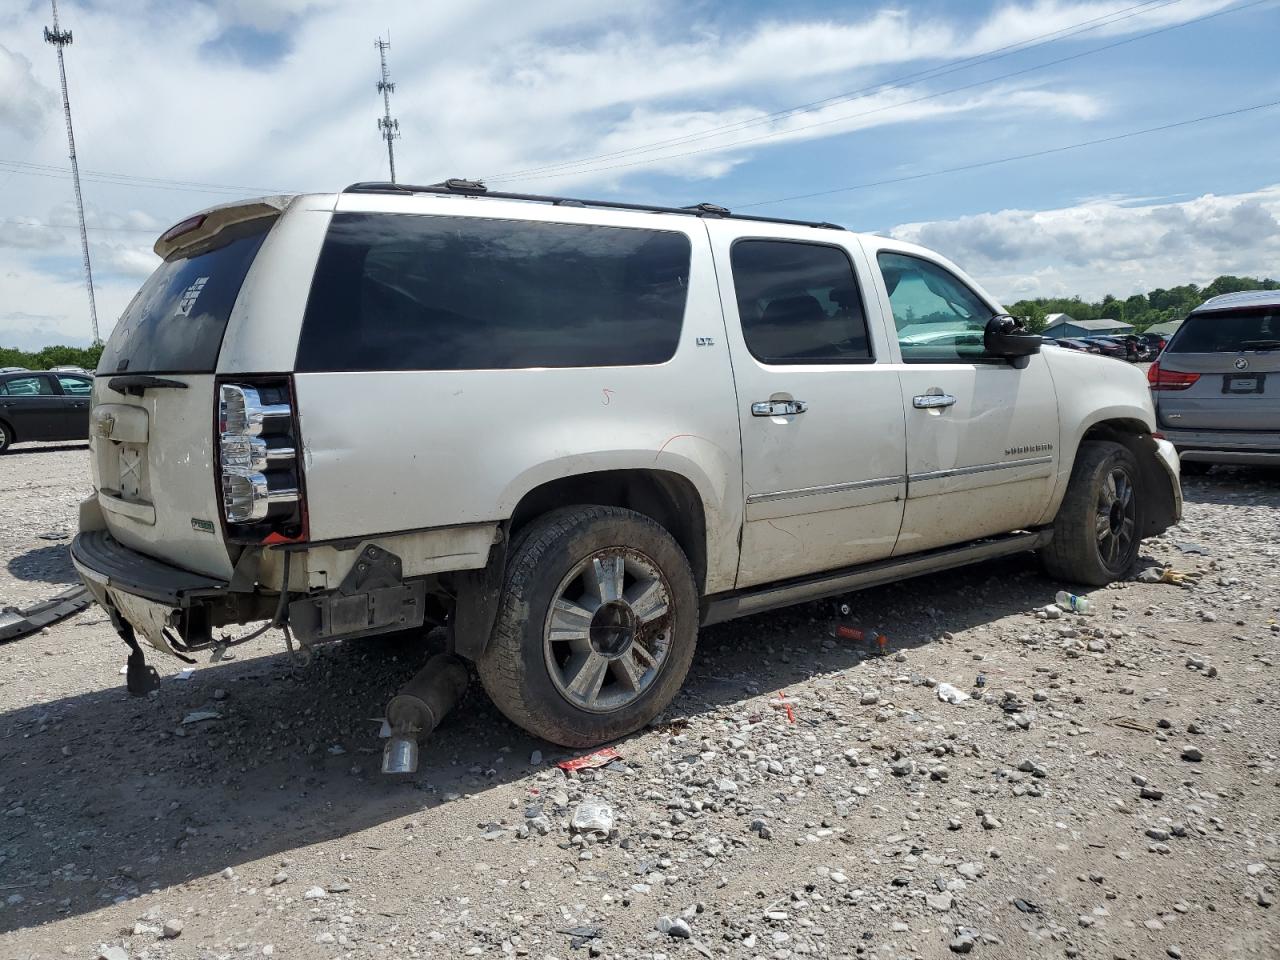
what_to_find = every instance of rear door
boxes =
[51,374,92,439]
[0,374,62,441]
[1154,307,1280,432]
[705,221,907,587]
[90,214,277,578]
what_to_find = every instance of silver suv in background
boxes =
[1148,290,1280,472]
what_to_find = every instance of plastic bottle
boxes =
[1055,591,1095,615]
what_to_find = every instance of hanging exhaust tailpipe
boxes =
[381,653,470,775]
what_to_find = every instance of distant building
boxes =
[1041,314,1135,339]
[1143,319,1184,337]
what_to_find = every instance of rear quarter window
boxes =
[296,213,692,371]
[97,218,272,375]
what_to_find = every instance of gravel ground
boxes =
[0,446,1277,960]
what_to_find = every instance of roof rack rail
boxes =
[342,179,845,231]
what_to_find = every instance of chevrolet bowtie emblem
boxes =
[95,415,115,437]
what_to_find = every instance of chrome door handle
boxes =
[913,394,957,409]
[752,400,808,417]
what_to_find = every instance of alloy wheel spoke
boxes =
[612,650,647,692]
[564,651,609,704]
[631,642,658,669]
[548,597,594,647]
[1095,512,1112,540]
[592,555,625,605]
[626,577,669,624]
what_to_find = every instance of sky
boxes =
[1,0,1278,348]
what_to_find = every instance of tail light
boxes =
[217,379,306,542]
[1147,360,1200,391]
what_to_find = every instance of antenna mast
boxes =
[44,0,100,345]
[374,35,400,183]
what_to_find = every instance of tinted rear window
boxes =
[97,219,272,375]
[1168,309,1280,353]
[296,212,691,372]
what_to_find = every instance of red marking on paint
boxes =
[602,388,615,405]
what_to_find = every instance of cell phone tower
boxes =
[374,35,400,184]
[44,0,100,344]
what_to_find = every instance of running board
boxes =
[702,529,1052,626]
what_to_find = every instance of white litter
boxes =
[174,668,195,681]
[181,710,222,725]
[570,799,614,835]
[936,683,970,704]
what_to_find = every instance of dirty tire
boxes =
[476,505,698,748]
[1040,440,1142,586]
[0,420,11,454]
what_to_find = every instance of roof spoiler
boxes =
[154,195,296,259]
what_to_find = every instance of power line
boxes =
[489,0,1266,186]
[486,0,1181,182]
[0,216,158,235]
[734,98,1280,210]
[375,34,401,183]
[43,0,99,344]
[0,158,287,195]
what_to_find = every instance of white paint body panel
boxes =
[290,196,744,593]
[703,219,907,587]
[857,236,1061,554]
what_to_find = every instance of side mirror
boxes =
[984,314,1042,359]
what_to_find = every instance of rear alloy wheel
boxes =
[1041,441,1143,586]
[543,550,673,714]
[0,421,11,454]
[477,505,697,747]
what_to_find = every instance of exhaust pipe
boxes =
[381,653,469,775]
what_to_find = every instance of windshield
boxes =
[97,219,272,375]
[1167,309,1280,353]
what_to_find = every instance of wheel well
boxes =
[1079,419,1178,537]
[509,469,708,593]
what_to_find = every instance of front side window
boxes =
[0,375,54,396]
[297,213,692,371]
[729,240,872,364]
[877,252,994,362]
[56,376,92,396]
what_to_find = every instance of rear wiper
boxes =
[106,375,190,397]
[1239,340,1280,350]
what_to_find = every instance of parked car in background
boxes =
[1139,332,1168,356]
[1054,337,1100,353]
[70,180,1181,755]
[1149,290,1279,473]
[1083,336,1128,359]
[0,370,93,453]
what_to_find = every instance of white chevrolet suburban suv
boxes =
[72,179,1181,753]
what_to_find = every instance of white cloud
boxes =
[889,185,1280,301]
[0,44,54,139]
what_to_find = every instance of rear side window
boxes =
[56,375,92,395]
[296,213,691,371]
[97,219,272,375]
[1167,309,1279,353]
[729,240,871,364]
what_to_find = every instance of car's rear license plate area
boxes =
[1222,373,1265,394]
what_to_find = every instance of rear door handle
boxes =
[752,400,808,417]
[913,394,957,409]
